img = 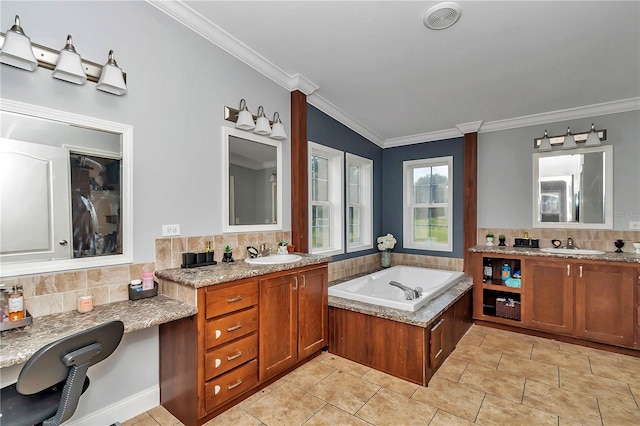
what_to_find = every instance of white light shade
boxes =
[96,50,127,95]
[562,127,576,150]
[538,130,552,151]
[235,99,255,130]
[584,123,601,147]
[253,106,271,135]
[52,35,86,85]
[269,112,287,140]
[0,16,37,71]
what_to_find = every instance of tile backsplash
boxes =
[478,228,640,252]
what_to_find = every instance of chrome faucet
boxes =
[259,243,271,257]
[565,237,579,249]
[389,281,423,300]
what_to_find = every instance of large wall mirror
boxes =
[533,145,612,229]
[0,99,133,277]
[222,127,282,233]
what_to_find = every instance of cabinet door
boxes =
[523,259,574,335]
[575,263,635,347]
[298,266,328,360]
[259,272,298,382]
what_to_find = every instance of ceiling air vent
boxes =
[423,2,462,30]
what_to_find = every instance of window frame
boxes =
[308,142,344,256]
[345,153,373,253]
[402,156,453,252]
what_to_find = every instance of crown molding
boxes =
[384,128,463,148]
[146,0,318,95]
[480,97,640,134]
[307,93,385,147]
[456,120,484,134]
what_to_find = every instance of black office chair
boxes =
[1,320,124,426]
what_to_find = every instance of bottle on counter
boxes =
[8,285,24,321]
[501,263,511,281]
[483,258,493,283]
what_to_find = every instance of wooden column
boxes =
[290,90,308,252]
[463,132,478,273]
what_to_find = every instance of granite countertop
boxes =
[155,253,332,288]
[468,245,640,264]
[0,295,197,368]
[328,273,473,328]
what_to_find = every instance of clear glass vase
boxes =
[380,250,391,268]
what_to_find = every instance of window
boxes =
[346,153,373,253]
[403,156,453,251]
[308,142,343,255]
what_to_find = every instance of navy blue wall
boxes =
[381,138,465,258]
[307,105,383,261]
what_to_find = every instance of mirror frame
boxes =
[0,99,133,277]
[222,126,283,233]
[532,145,613,229]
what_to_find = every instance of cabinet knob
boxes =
[214,385,221,395]
[215,329,222,339]
[215,358,221,368]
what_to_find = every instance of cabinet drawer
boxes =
[205,333,258,380]
[206,281,259,319]
[205,307,258,348]
[205,359,258,412]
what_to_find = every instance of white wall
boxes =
[477,110,640,229]
[1,1,292,421]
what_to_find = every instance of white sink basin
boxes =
[540,248,605,255]
[244,254,302,265]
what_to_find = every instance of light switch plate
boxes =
[629,221,640,230]
[162,224,181,236]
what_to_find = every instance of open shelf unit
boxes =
[473,254,524,324]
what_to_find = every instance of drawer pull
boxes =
[215,358,222,368]
[214,385,221,395]
[301,275,306,288]
[431,318,445,332]
[227,379,243,390]
[227,295,243,303]
[567,264,571,276]
[227,323,242,332]
[293,276,298,290]
[434,348,443,359]
[227,351,243,361]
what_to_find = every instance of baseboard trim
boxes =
[66,385,159,425]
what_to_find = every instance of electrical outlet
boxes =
[162,224,180,236]
[629,221,640,230]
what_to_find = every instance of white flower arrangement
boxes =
[377,233,397,251]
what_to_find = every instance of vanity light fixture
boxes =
[52,35,86,85]
[235,99,255,130]
[562,127,577,150]
[269,112,287,140]
[253,106,272,136]
[0,15,38,71]
[584,123,601,147]
[0,15,127,95]
[96,50,127,95]
[533,125,606,150]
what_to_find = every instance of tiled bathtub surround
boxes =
[155,231,292,270]
[0,262,155,318]
[478,228,640,252]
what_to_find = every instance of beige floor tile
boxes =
[617,353,640,369]
[480,333,533,359]
[522,379,601,425]
[244,382,325,425]
[472,325,514,338]
[202,406,261,426]
[448,344,503,370]
[458,363,526,403]
[412,377,484,422]
[146,405,183,426]
[361,368,419,397]
[507,331,559,349]
[431,356,468,383]
[476,394,557,426]
[531,338,562,352]
[558,417,585,426]
[428,409,475,426]
[558,341,622,364]
[320,354,371,377]
[598,397,640,426]
[531,345,592,374]
[559,367,638,409]
[308,370,380,414]
[123,412,157,426]
[304,404,370,426]
[457,330,486,347]
[284,359,336,391]
[236,387,272,409]
[590,357,640,385]
[629,383,640,409]
[356,388,437,425]
[497,353,559,386]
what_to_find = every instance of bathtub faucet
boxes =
[389,281,423,300]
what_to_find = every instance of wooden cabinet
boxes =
[429,307,455,372]
[259,265,328,382]
[472,254,522,326]
[523,258,574,335]
[160,263,328,426]
[472,251,639,350]
[575,262,635,347]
